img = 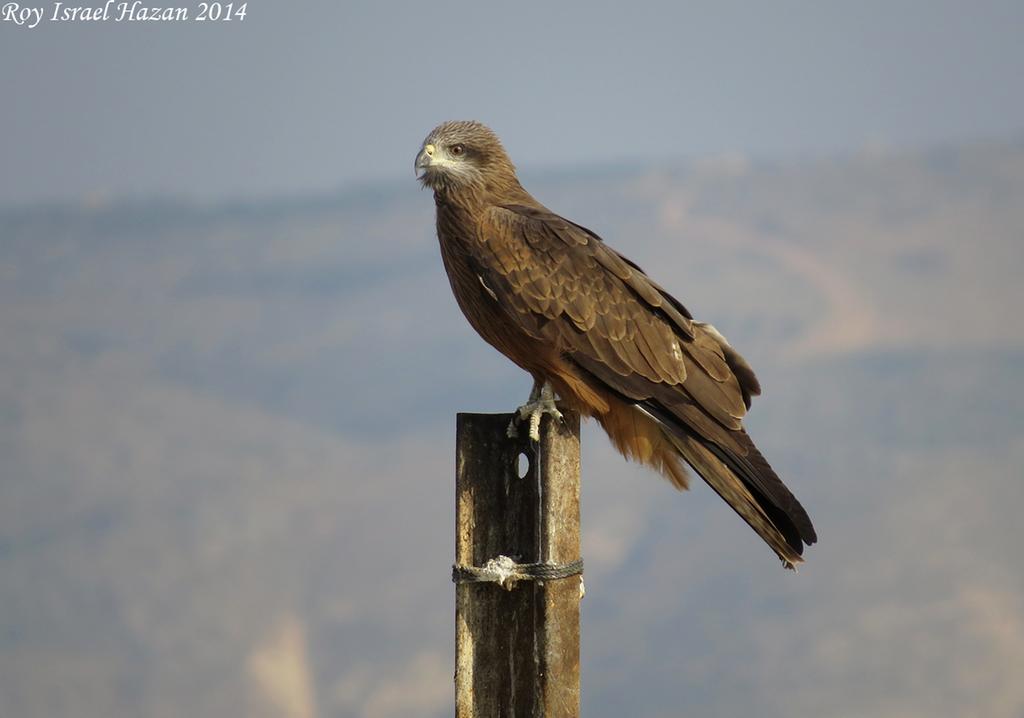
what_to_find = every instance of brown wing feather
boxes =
[472,204,815,564]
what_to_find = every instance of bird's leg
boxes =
[506,379,543,439]
[507,380,564,442]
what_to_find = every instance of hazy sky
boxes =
[2,0,1023,206]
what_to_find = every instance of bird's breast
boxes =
[436,221,551,375]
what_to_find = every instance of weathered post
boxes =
[454,411,582,718]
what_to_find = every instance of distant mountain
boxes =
[1,138,1022,718]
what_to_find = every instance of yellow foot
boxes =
[506,381,563,441]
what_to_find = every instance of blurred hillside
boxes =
[1,138,1023,718]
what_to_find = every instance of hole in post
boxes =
[517,452,530,479]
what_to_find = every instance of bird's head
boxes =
[415,120,517,196]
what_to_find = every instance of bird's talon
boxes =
[510,381,561,443]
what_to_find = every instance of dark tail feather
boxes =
[639,401,816,566]
[664,430,808,568]
[706,429,817,547]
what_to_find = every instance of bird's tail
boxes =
[596,395,814,568]
[662,430,809,568]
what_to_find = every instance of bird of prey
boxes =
[415,120,816,568]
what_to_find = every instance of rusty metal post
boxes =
[454,411,582,718]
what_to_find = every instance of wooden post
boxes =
[455,411,582,718]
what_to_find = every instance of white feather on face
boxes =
[414,120,515,192]
[415,140,483,190]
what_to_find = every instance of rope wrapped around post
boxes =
[452,555,584,591]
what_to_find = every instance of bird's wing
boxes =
[477,203,751,430]
[473,204,816,551]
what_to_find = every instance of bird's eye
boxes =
[450,144,465,156]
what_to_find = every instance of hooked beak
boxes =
[415,143,436,178]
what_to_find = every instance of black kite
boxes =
[416,120,816,568]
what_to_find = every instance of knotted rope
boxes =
[452,555,584,591]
